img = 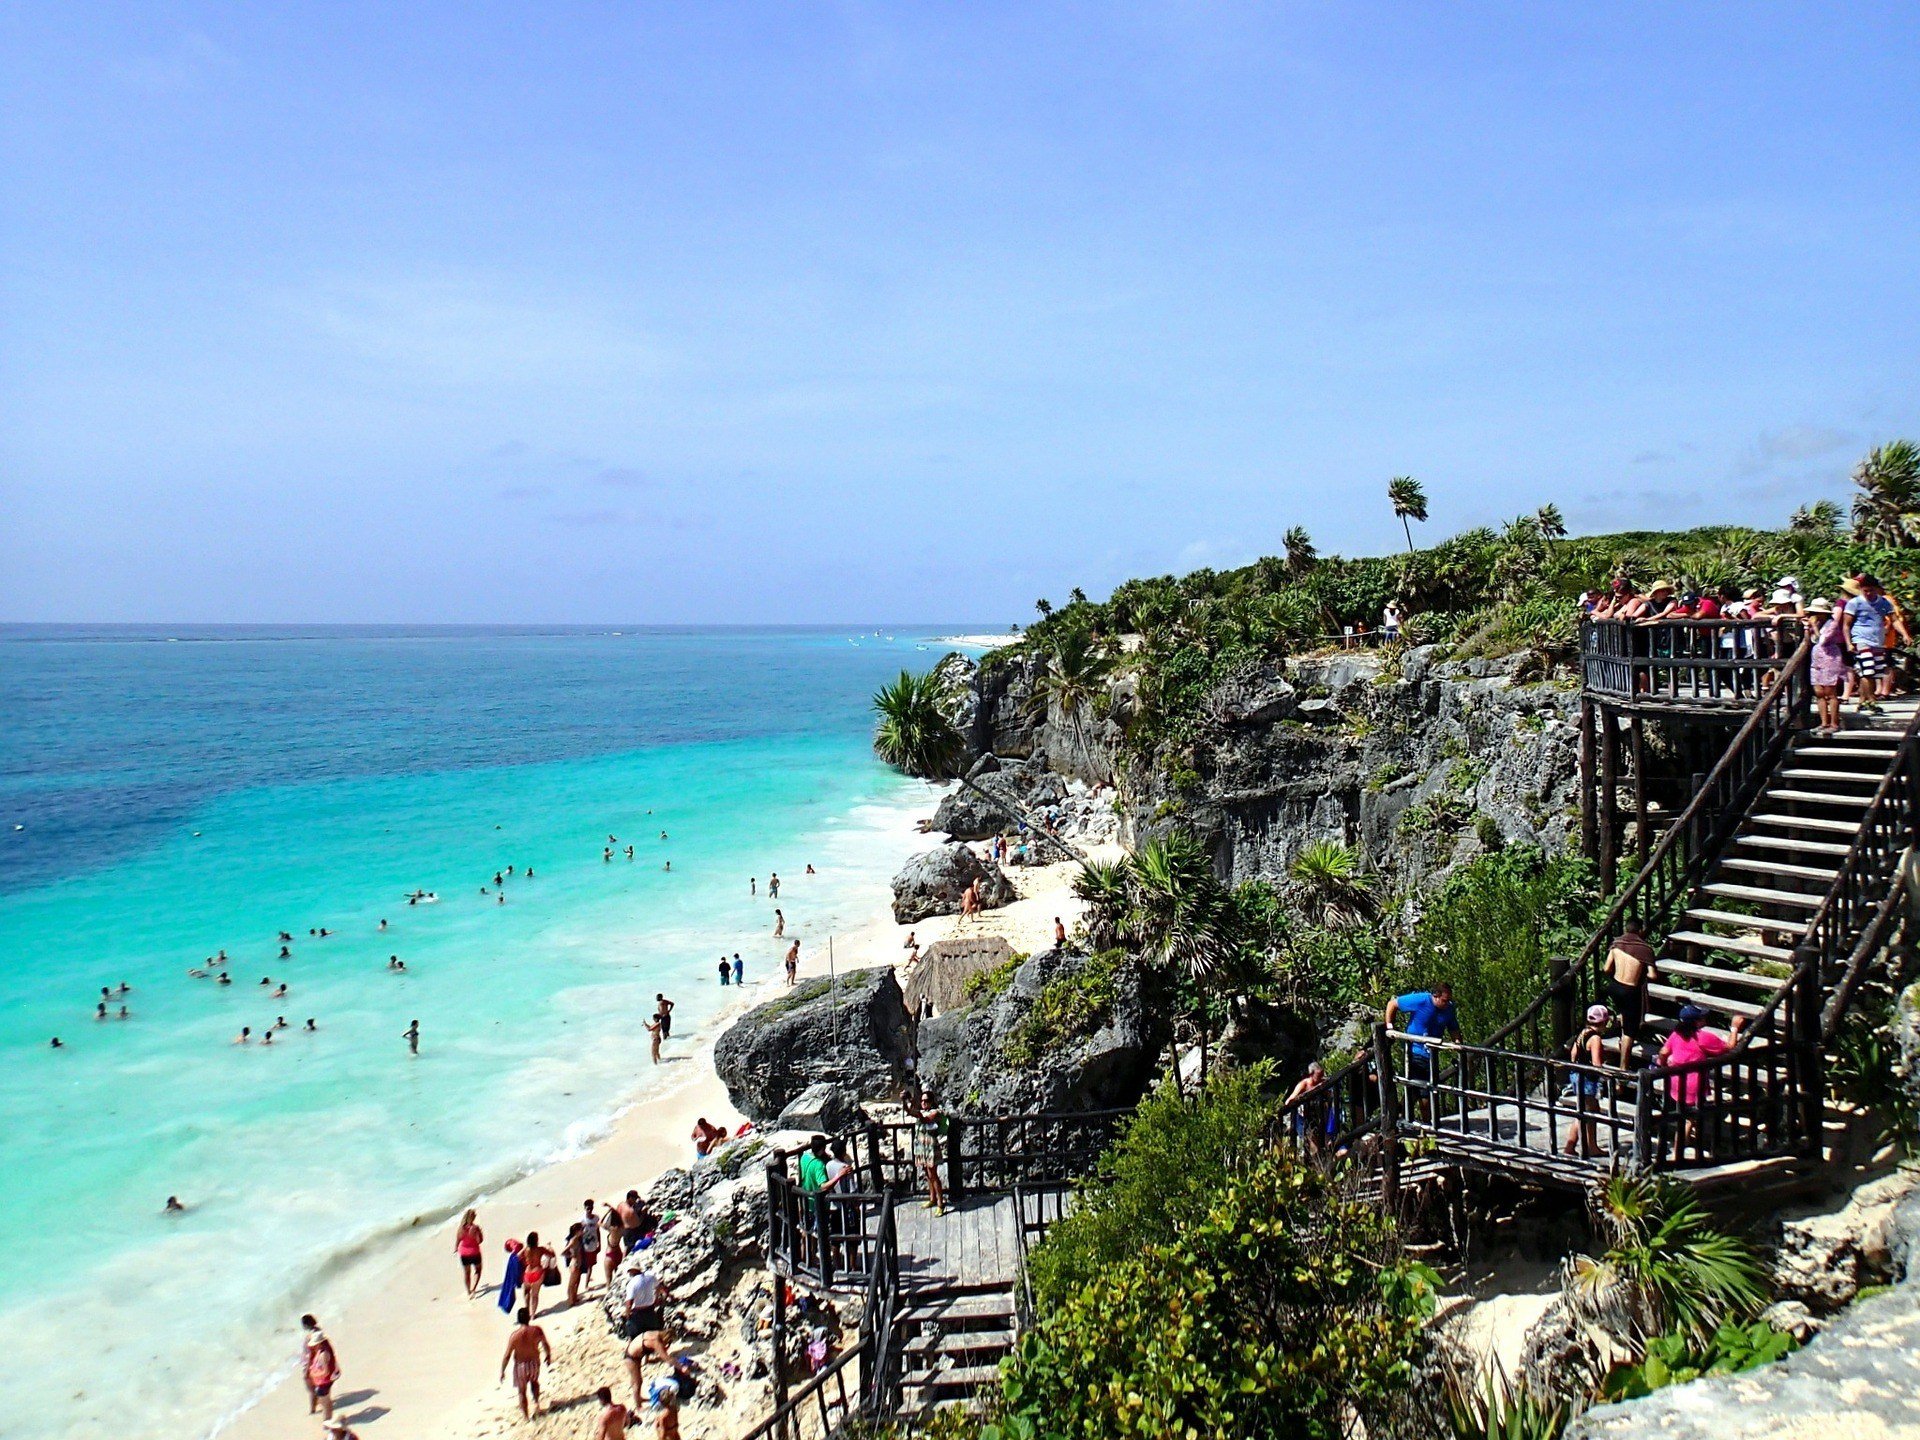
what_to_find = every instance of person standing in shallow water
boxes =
[767,873,780,899]
[717,956,731,987]
[646,1013,663,1064]
[402,1019,420,1054]
[785,940,800,985]
[772,908,784,938]
[732,953,743,986]
[654,994,674,1038]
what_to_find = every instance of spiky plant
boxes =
[1071,859,1132,950]
[1284,524,1319,575]
[1442,1362,1569,1440]
[1788,498,1842,536]
[1286,839,1379,927]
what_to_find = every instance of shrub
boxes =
[1002,949,1126,1068]
[964,955,1024,1004]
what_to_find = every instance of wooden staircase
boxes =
[890,1281,1018,1416]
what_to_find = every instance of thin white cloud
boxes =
[109,33,236,95]
[1734,424,1856,478]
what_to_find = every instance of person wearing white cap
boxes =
[1562,1003,1614,1158]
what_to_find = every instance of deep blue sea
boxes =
[0,624,969,1440]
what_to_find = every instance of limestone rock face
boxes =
[714,968,913,1122]
[775,1081,863,1134]
[915,946,1163,1115]
[889,844,1018,923]
[931,762,1069,840]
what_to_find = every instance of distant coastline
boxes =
[930,632,1021,648]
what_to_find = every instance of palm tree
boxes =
[1568,1174,1767,1347]
[1121,832,1238,1083]
[1028,629,1114,774]
[872,669,1083,859]
[1534,504,1567,546]
[1283,525,1318,576]
[1850,440,1920,547]
[1035,597,1055,619]
[1285,840,1377,927]
[1071,859,1131,949]
[1788,498,1842,536]
[1387,476,1429,553]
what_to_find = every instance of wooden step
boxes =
[1680,908,1808,935]
[1733,834,1854,857]
[1775,768,1884,784]
[904,1330,1014,1359]
[1665,930,1797,963]
[1655,957,1791,991]
[1790,745,1898,763]
[1819,730,1903,744]
[1702,882,1826,909]
[1646,982,1771,1019]
[905,1363,1003,1394]
[1763,789,1874,807]
[1718,857,1840,882]
[1745,812,1863,835]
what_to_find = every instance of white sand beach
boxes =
[220,801,1105,1440]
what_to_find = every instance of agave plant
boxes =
[1442,1361,1569,1440]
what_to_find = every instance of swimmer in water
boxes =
[274,1016,289,1030]
[118,1005,130,1019]
[273,984,288,999]
[235,1027,252,1044]
[117,982,131,994]
[188,968,208,979]
[525,866,534,878]
[49,1037,63,1048]
[95,1002,107,1020]
[806,864,815,875]
[389,956,405,971]
[318,928,331,938]
[403,1020,420,1054]
[604,848,613,863]
[663,860,671,872]
[261,1029,275,1046]
[277,933,292,944]
[261,976,272,986]
[279,945,291,959]
[305,1018,317,1031]
[497,893,505,904]
[165,1196,185,1213]
[625,845,634,860]
[494,872,503,887]
[217,973,232,986]
[378,919,388,932]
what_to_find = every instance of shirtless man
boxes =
[1054,916,1066,945]
[654,994,674,1040]
[1602,922,1658,1067]
[784,940,800,985]
[499,1307,551,1417]
[589,1387,630,1440]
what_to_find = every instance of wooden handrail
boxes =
[1488,630,1812,1051]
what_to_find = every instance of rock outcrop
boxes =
[931,760,1068,839]
[1162,648,1580,892]
[714,968,913,1122]
[915,946,1164,1114]
[889,844,1017,923]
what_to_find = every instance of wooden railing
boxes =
[737,1338,866,1440]
[1581,617,1806,707]
[859,1194,903,1420]
[766,1109,1126,1291]
[1491,631,1812,1057]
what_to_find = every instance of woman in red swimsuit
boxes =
[521,1232,552,1318]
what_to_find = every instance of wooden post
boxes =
[1630,1071,1654,1174]
[1630,715,1649,873]
[771,1270,789,1436]
[1373,1022,1400,1215]
[1578,697,1598,861]
[1795,978,1824,1156]
[1550,953,1574,1052]
[1599,708,1620,894]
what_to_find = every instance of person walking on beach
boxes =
[456,1209,485,1297]
[1054,916,1066,946]
[520,1232,553,1318]
[772,908,784,938]
[654,994,674,1039]
[563,1222,589,1306]
[499,1306,551,1418]
[579,1199,602,1290]
[301,1314,340,1420]
[600,1204,625,1284]
[402,1019,420,1055]
[732,953,743,986]
[646,1013,663,1064]
[749,877,756,896]
[785,940,800,984]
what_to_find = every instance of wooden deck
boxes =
[892,1192,1022,1289]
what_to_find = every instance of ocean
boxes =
[0,624,969,1440]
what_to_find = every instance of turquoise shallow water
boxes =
[0,625,960,1440]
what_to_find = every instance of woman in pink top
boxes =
[1659,1005,1746,1156]
[455,1209,485,1297]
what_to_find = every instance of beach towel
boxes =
[497,1248,524,1316]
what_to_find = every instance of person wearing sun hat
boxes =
[1806,596,1851,734]
[1561,1002,1614,1158]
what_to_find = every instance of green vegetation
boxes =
[1002,948,1126,1068]
[967,1070,1439,1440]
[964,954,1025,1004]
[1599,1321,1799,1403]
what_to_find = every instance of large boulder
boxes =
[890,844,1018,923]
[916,946,1163,1114]
[714,968,913,1122]
[931,762,1069,840]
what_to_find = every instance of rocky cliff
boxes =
[949,644,1581,894]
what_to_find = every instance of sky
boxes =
[2,3,1917,624]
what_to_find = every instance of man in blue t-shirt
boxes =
[1845,574,1908,713]
[1385,984,1460,1115]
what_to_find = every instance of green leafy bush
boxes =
[1002,949,1126,1068]
[1600,1321,1798,1402]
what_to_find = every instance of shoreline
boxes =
[217,791,1104,1440]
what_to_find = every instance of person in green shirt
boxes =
[797,1135,830,1192]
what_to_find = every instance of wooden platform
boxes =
[892,1193,1023,1289]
